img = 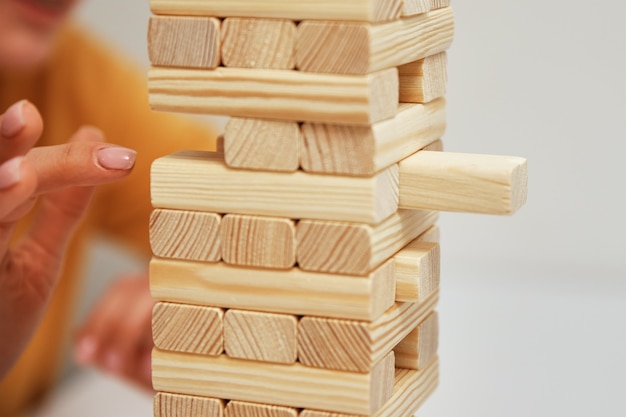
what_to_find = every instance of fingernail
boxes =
[75,337,97,364]
[1,100,26,138]
[0,157,23,189]
[97,147,137,170]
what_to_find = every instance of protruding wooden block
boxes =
[224,118,300,172]
[222,18,296,69]
[224,310,298,364]
[148,16,221,69]
[149,0,403,22]
[221,214,296,269]
[152,351,395,415]
[399,151,529,215]
[150,258,395,321]
[297,291,438,372]
[394,312,438,370]
[297,209,438,275]
[402,0,450,16]
[151,151,399,223]
[154,392,224,417]
[399,52,447,103]
[296,8,454,74]
[225,401,298,417]
[149,209,221,262]
[300,98,446,176]
[152,302,223,356]
[149,67,399,125]
[394,239,439,303]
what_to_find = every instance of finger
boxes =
[0,100,43,161]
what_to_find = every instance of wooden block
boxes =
[297,209,438,275]
[222,18,296,69]
[149,209,221,262]
[394,239,439,303]
[394,312,438,370]
[148,67,398,125]
[152,350,395,415]
[154,392,224,417]
[429,0,451,10]
[152,302,223,356]
[398,151,529,215]
[300,98,446,176]
[149,0,403,22]
[151,151,399,223]
[299,357,439,417]
[225,401,298,417]
[297,291,438,372]
[296,8,454,74]
[398,52,447,103]
[148,15,220,69]
[221,214,296,269]
[150,258,395,321]
[224,310,297,364]
[224,118,300,172]
[402,0,450,16]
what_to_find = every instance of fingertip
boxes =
[0,156,24,189]
[74,336,98,365]
[97,146,137,171]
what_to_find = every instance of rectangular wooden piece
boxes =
[394,312,438,370]
[225,401,298,417]
[394,239,440,303]
[398,52,447,103]
[154,392,224,417]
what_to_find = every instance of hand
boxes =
[74,272,155,391]
[0,100,137,377]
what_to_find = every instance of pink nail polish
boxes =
[1,100,26,138]
[97,147,137,170]
[0,157,23,189]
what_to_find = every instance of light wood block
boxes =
[151,151,399,224]
[148,67,399,125]
[152,350,395,415]
[150,258,395,321]
[221,214,296,269]
[149,0,403,22]
[296,8,454,74]
[300,98,446,176]
[225,401,298,417]
[398,52,447,103]
[299,357,439,417]
[394,312,438,370]
[297,209,438,275]
[394,239,439,303]
[430,0,451,10]
[152,302,223,356]
[224,310,298,364]
[224,118,300,172]
[222,18,296,69]
[148,16,221,69]
[297,291,438,372]
[399,151,529,215]
[402,0,450,16]
[149,209,221,262]
[154,392,224,417]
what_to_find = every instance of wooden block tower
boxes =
[146,1,528,416]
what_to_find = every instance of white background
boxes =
[26,0,626,416]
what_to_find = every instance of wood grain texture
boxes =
[225,401,298,417]
[299,357,439,417]
[222,18,296,69]
[152,350,395,415]
[296,7,454,74]
[221,214,296,269]
[150,258,395,321]
[224,118,300,172]
[297,291,438,372]
[152,302,223,356]
[398,52,447,103]
[398,151,529,215]
[300,98,446,176]
[402,0,450,16]
[150,209,221,262]
[297,209,438,276]
[224,310,298,364]
[394,239,439,303]
[154,392,224,417]
[148,15,220,69]
[151,151,399,224]
[148,66,399,125]
[394,312,438,370]
[149,0,403,22]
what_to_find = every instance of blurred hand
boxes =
[0,100,137,377]
[74,272,155,391]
